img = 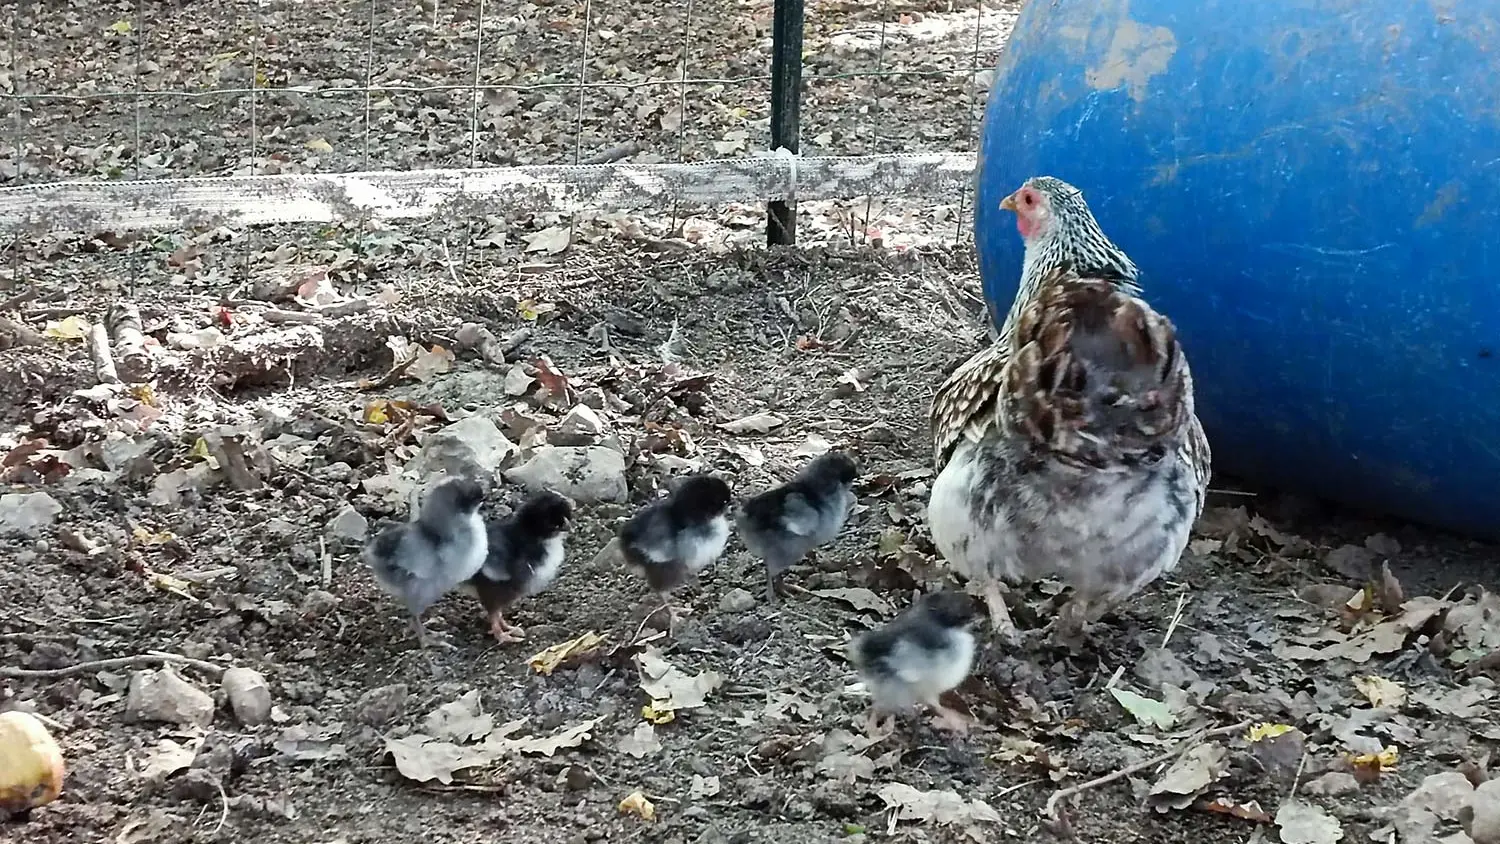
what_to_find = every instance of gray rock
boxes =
[505,446,627,503]
[558,405,605,438]
[406,414,517,479]
[718,588,756,614]
[355,683,409,726]
[125,667,215,727]
[0,491,62,535]
[326,506,368,542]
[1301,772,1360,798]
[1464,779,1500,844]
[221,667,273,726]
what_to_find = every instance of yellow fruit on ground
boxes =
[0,711,65,814]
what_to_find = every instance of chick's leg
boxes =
[982,581,1020,646]
[487,610,526,644]
[411,615,457,650]
[926,698,972,734]
[1052,597,1090,652]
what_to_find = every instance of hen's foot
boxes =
[862,710,896,738]
[1050,600,1092,653]
[982,583,1022,647]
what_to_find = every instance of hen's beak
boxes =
[999,192,1018,212]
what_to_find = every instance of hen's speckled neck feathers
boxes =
[931,176,1139,470]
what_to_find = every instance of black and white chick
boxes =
[619,474,734,625]
[848,590,978,735]
[467,490,573,644]
[363,476,489,649]
[737,451,859,603]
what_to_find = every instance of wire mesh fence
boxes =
[0,0,1014,265]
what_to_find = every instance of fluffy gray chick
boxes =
[363,476,488,648]
[737,451,859,603]
[848,590,977,734]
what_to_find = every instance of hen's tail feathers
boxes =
[1001,268,1191,469]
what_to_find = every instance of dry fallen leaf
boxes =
[137,737,201,782]
[719,412,787,434]
[876,782,1002,831]
[43,315,90,341]
[383,735,494,784]
[405,345,455,383]
[616,722,662,759]
[1353,675,1406,709]
[422,690,493,743]
[522,225,571,255]
[1275,798,1343,844]
[1147,742,1230,811]
[486,716,608,757]
[1110,688,1176,730]
[811,587,894,617]
[528,631,606,675]
[635,646,723,715]
[688,774,721,799]
[619,790,655,821]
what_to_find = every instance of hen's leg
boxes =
[764,566,781,605]
[982,582,1021,646]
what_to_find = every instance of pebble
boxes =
[1466,779,1500,843]
[327,506,368,542]
[300,589,339,619]
[221,667,273,726]
[125,667,215,727]
[717,588,756,614]
[1301,772,1360,798]
[0,491,62,535]
[355,683,408,726]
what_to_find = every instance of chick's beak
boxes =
[999,191,1018,212]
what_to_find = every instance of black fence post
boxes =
[767,0,804,246]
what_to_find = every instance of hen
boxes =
[363,476,489,649]
[927,176,1210,646]
[467,490,573,644]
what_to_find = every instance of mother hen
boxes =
[927,176,1211,646]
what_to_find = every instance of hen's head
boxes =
[1000,176,1092,242]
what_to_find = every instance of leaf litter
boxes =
[383,692,608,784]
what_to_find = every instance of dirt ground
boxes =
[2,1,1499,844]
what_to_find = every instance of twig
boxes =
[0,288,39,311]
[260,308,323,325]
[316,297,372,318]
[1160,592,1189,649]
[441,239,461,286]
[88,321,120,384]
[579,141,644,165]
[0,651,227,679]
[1043,719,1254,821]
[319,535,332,587]
[212,778,229,834]
[358,354,419,391]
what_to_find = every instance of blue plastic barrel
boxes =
[974,0,1500,541]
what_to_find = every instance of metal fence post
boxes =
[766,0,804,246]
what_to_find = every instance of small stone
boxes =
[504,446,627,503]
[504,364,535,396]
[1301,772,1360,798]
[1465,779,1500,843]
[0,491,62,535]
[301,589,339,618]
[355,683,408,726]
[221,667,273,726]
[125,667,215,727]
[579,387,607,410]
[718,588,756,614]
[327,506,368,542]
[559,404,605,437]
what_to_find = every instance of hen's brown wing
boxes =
[998,269,1198,471]
[929,341,1010,471]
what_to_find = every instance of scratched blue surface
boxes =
[976,0,1500,540]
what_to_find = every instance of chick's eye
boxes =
[1023,193,1036,206]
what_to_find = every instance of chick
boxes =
[620,474,734,625]
[738,451,859,603]
[467,490,573,644]
[848,590,978,735]
[363,476,488,649]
